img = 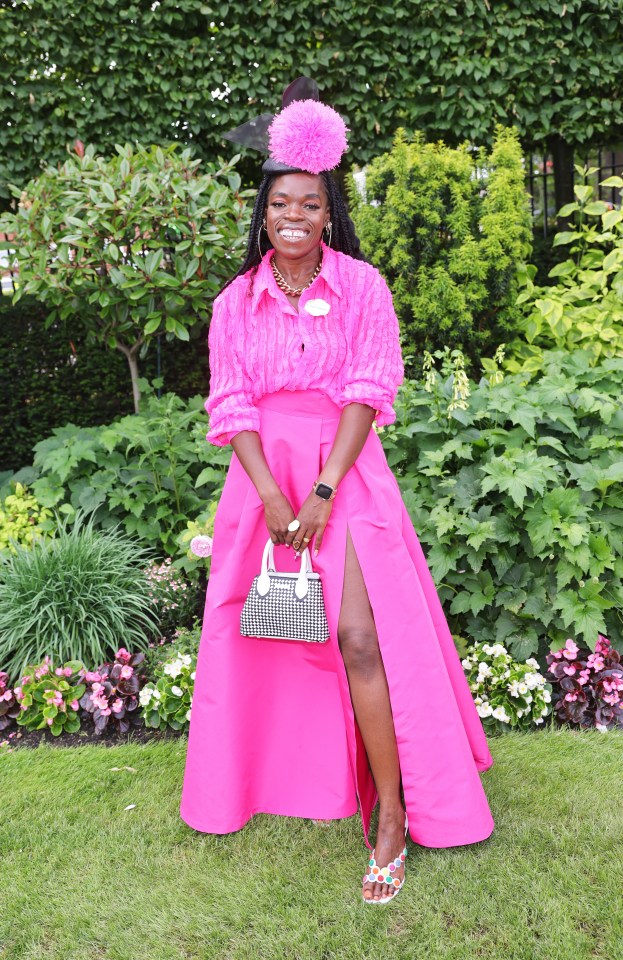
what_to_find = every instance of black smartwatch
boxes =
[313,479,338,501]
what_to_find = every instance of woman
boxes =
[180,80,495,905]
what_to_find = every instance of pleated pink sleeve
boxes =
[336,269,404,427]
[204,292,261,447]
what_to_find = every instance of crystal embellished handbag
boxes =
[240,537,330,643]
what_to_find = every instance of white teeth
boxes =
[280,230,308,239]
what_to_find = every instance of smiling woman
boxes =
[180,77,495,907]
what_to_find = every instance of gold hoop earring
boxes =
[257,217,266,258]
[324,221,333,247]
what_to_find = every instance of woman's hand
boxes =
[283,490,334,557]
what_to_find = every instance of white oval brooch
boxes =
[304,298,331,317]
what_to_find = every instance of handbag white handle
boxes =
[256,537,315,599]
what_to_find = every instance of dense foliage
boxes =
[349,127,532,369]
[546,635,623,729]
[384,347,623,662]
[508,173,623,372]
[0,143,251,410]
[9,383,228,562]
[0,295,208,473]
[2,1,622,199]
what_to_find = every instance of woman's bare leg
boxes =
[337,526,406,901]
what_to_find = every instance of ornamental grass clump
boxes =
[462,642,552,733]
[79,647,148,735]
[0,510,159,685]
[546,635,623,731]
[140,649,196,732]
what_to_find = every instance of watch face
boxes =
[315,482,333,499]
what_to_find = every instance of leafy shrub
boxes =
[461,642,552,733]
[383,347,623,663]
[145,558,197,637]
[12,655,85,736]
[349,126,532,372]
[142,620,201,682]
[79,648,149,735]
[0,143,252,411]
[139,647,196,732]
[509,172,623,373]
[546,634,623,730]
[0,511,159,685]
[9,384,229,561]
[0,482,53,552]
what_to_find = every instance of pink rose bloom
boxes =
[120,665,134,679]
[116,648,132,664]
[190,535,213,558]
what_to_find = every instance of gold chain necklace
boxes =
[270,252,323,297]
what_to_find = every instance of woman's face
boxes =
[264,173,330,260]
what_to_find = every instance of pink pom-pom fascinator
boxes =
[222,76,349,175]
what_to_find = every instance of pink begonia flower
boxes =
[596,634,610,654]
[22,675,31,683]
[91,682,104,694]
[85,671,102,683]
[588,654,605,671]
[564,692,578,702]
[1,690,12,701]
[20,703,28,710]
[55,667,64,676]
[563,665,577,676]
[120,665,134,679]
[46,717,54,725]
[112,698,124,713]
[190,535,213,558]
[116,648,132,664]
[71,700,79,710]
[562,639,579,660]
[63,667,73,676]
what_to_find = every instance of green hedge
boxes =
[0,297,208,473]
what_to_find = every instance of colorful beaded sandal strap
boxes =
[363,845,408,889]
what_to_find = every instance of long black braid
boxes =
[217,171,367,298]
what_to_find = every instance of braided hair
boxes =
[217,171,366,298]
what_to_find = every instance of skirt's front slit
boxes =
[180,388,495,849]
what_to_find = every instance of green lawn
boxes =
[1,728,621,960]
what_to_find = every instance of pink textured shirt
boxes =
[205,241,405,446]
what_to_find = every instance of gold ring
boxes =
[303,537,311,542]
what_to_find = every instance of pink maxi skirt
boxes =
[179,388,495,849]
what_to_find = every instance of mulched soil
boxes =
[0,722,187,753]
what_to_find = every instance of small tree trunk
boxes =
[550,133,575,224]
[116,341,143,413]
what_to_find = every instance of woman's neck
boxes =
[271,247,322,288]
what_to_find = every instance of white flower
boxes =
[596,723,609,733]
[139,687,153,707]
[474,697,483,705]
[190,671,196,680]
[490,644,507,657]
[541,706,549,716]
[543,690,552,703]
[164,661,183,678]
[526,658,540,669]
[534,717,544,725]
[481,644,493,655]
[304,298,330,317]
[524,673,540,690]
[181,654,192,666]
[508,681,520,697]
[461,658,472,669]
[152,689,161,701]
[476,703,493,717]
[186,708,192,721]
[478,662,491,677]
[171,685,183,697]
[518,682,528,695]
[492,706,510,722]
